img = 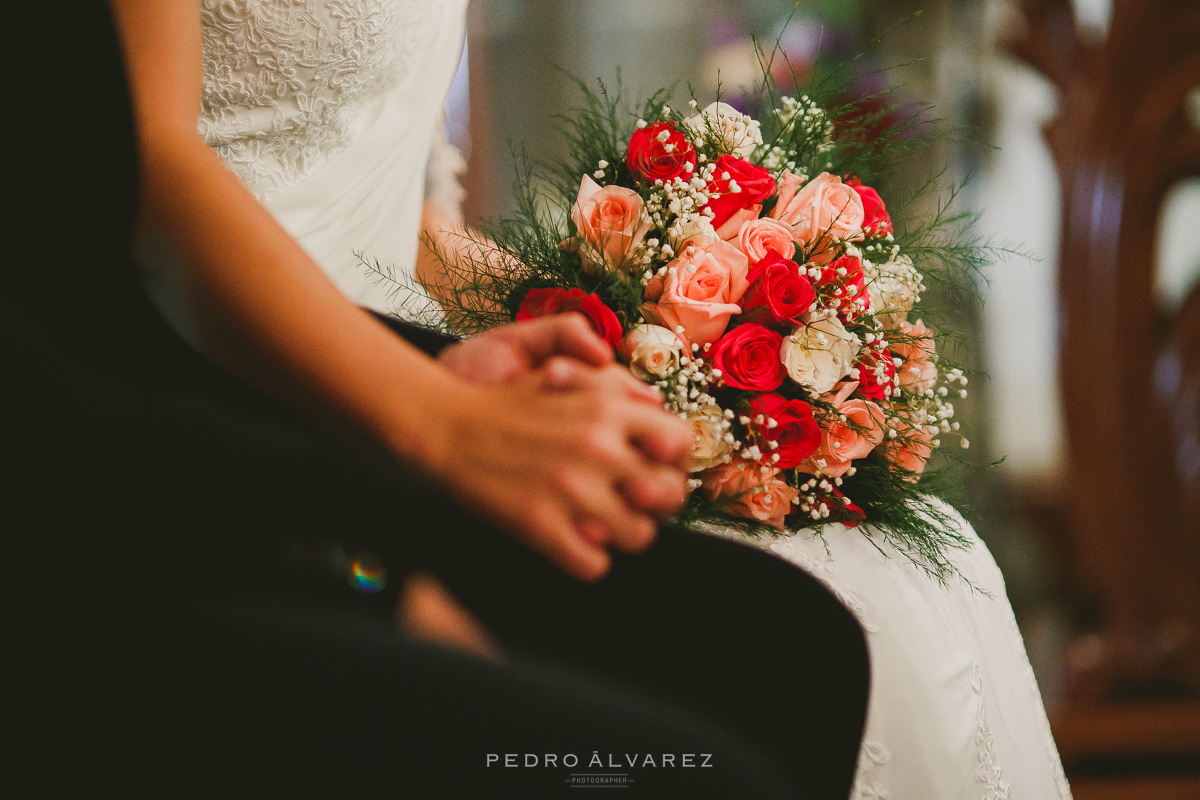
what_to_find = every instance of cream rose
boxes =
[770,172,865,253]
[570,175,651,270]
[685,403,735,473]
[781,312,862,394]
[684,101,763,158]
[700,460,798,530]
[865,254,921,327]
[642,239,750,346]
[619,324,685,381]
[735,217,797,265]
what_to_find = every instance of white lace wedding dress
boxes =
[704,502,1073,799]
[199,2,1072,797]
[199,0,469,312]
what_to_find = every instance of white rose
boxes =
[684,101,763,159]
[685,403,734,473]
[620,324,685,380]
[864,254,922,328]
[781,312,862,394]
[666,214,719,253]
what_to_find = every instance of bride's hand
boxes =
[439,313,688,511]
[423,361,691,582]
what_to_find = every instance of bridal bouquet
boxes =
[375,58,1002,577]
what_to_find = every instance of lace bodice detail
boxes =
[200,0,429,199]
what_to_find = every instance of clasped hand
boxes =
[432,314,692,581]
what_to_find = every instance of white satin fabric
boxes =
[200,0,469,312]
[704,501,1072,799]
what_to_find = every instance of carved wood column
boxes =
[1009,0,1200,785]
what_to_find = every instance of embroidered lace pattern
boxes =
[199,0,426,199]
[972,663,1012,799]
[850,740,892,800]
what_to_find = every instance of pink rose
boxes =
[642,239,750,346]
[715,205,763,241]
[570,175,651,270]
[701,460,798,530]
[892,319,938,394]
[770,172,865,259]
[735,217,797,265]
[802,382,885,477]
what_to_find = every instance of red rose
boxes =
[818,254,871,320]
[846,177,892,237]
[746,393,821,469]
[626,122,697,184]
[737,251,816,329]
[854,346,897,400]
[703,154,776,230]
[825,488,867,527]
[516,287,623,350]
[710,324,786,392]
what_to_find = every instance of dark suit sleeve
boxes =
[367,310,460,356]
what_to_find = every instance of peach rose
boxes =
[735,217,797,265]
[885,414,935,480]
[642,239,750,346]
[801,382,885,477]
[892,319,938,394]
[770,172,865,255]
[715,205,764,240]
[701,460,798,530]
[619,324,685,381]
[570,175,651,270]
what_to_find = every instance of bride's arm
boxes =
[107,1,690,580]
